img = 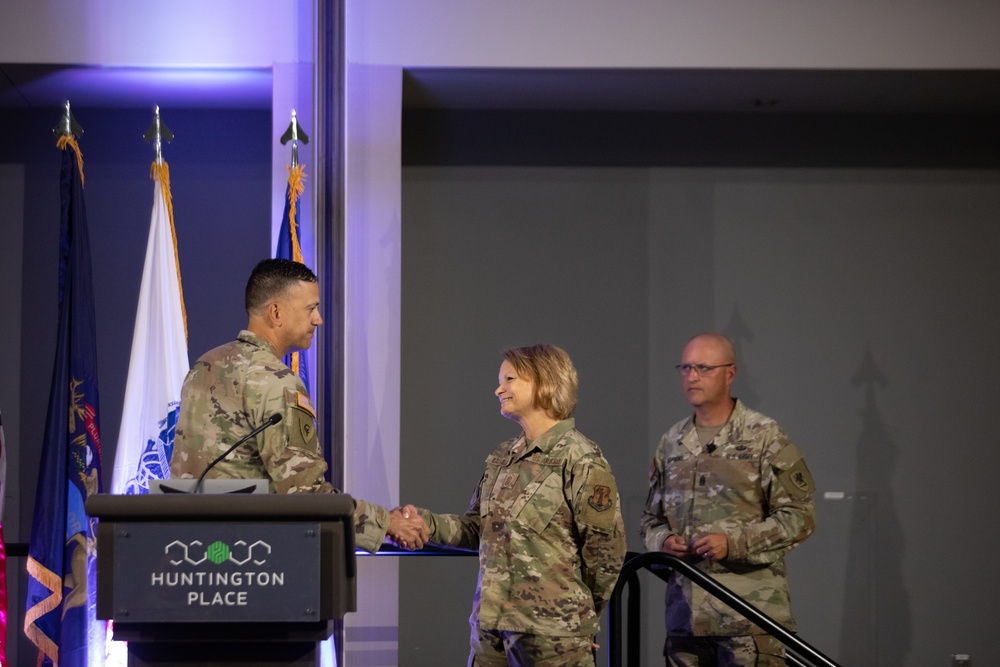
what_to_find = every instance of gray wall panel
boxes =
[400,165,1000,666]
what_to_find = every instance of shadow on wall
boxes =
[841,347,911,665]
[722,304,759,408]
[719,310,912,663]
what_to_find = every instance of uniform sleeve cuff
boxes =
[725,529,746,561]
[645,526,673,552]
[417,508,438,542]
[353,500,390,553]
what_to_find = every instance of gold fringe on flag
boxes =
[286,163,306,263]
[285,163,307,377]
[56,134,85,186]
[150,160,189,340]
[24,556,62,665]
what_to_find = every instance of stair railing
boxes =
[608,551,841,667]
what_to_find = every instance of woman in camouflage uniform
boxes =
[416,344,627,666]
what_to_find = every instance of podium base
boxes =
[115,621,331,667]
[126,640,319,667]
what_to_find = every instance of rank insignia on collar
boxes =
[588,484,613,512]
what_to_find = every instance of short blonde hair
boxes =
[502,344,578,420]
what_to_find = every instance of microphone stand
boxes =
[192,413,283,494]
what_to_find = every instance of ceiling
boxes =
[4,63,1000,115]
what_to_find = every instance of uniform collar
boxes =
[510,417,576,460]
[238,330,278,357]
[680,399,749,451]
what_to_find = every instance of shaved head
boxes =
[679,332,738,423]
[687,332,736,364]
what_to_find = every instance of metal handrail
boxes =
[608,551,840,667]
[359,544,477,556]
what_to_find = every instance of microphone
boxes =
[192,413,283,494]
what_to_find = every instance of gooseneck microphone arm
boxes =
[192,413,283,494]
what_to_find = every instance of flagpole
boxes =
[277,110,313,393]
[111,106,188,498]
[279,109,333,666]
[108,104,190,665]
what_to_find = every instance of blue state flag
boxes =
[24,135,104,667]
[276,163,311,394]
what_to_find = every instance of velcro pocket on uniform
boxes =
[513,467,560,533]
[771,443,815,500]
[577,468,619,533]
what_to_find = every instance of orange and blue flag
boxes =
[24,134,104,667]
[276,162,311,394]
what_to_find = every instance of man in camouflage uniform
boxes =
[641,333,816,666]
[414,344,627,667]
[171,259,426,552]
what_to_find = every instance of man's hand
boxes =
[691,533,728,562]
[386,504,429,551]
[660,534,691,557]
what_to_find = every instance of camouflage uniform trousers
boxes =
[665,635,785,667]
[469,626,596,667]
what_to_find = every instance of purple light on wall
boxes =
[3,65,271,109]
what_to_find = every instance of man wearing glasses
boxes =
[640,332,816,666]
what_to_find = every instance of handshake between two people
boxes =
[386,504,429,551]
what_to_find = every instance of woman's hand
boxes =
[386,504,429,550]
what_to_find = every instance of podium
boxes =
[86,493,357,667]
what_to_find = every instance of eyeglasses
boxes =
[674,363,734,376]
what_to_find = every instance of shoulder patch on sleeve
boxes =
[293,392,316,419]
[283,389,318,448]
[778,458,815,499]
[578,468,619,533]
[770,443,815,499]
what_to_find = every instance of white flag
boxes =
[111,161,188,494]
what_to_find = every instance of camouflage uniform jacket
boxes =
[170,330,390,552]
[419,419,626,637]
[640,399,816,637]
